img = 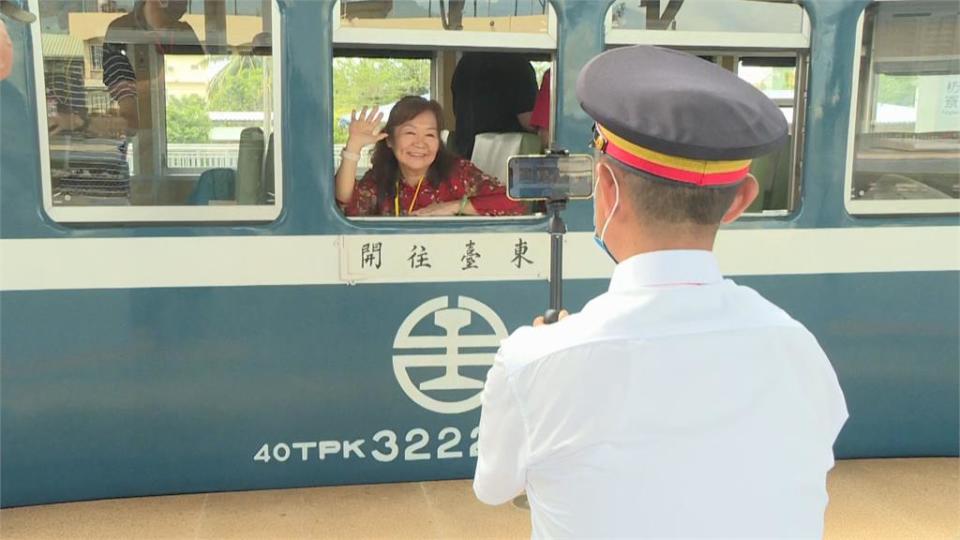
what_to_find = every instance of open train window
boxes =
[604,0,810,215]
[32,0,282,223]
[737,54,806,214]
[331,1,556,221]
[844,1,960,215]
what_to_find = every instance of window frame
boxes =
[736,50,809,217]
[88,42,104,72]
[333,50,551,224]
[30,0,285,224]
[843,3,960,216]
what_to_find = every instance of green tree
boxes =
[166,94,211,143]
[208,56,268,111]
[752,67,795,92]
[332,57,431,144]
[771,68,795,91]
[333,122,350,145]
[333,58,430,115]
[878,75,918,107]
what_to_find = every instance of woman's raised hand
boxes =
[337,106,384,204]
[347,106,387,149]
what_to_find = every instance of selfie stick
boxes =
[543,199,566,324]
[543,149,570,325]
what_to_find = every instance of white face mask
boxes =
[593,163,621,263]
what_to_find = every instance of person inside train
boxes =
[335,95,526,217]
[101,0,202,132]
[448,52,539,158]
[46,0,202,137]
[474,46,848,538]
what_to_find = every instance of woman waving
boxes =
[335,96,525,217]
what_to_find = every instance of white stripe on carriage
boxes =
[1,227,958,291]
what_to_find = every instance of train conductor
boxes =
[473,45,848,538]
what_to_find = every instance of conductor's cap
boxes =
[577,46,789,186]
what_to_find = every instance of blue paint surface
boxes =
[2,272,957,506]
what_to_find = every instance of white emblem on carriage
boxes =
[393,296,508,414]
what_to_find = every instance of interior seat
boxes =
[470,132,543,185]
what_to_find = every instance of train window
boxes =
[606,0,810,49]
[604,1,809,215]
[737,54,806,214]
[33,0,282,223]
[845,1,960,215]
[333,0,556,50]
[331,1,556,220]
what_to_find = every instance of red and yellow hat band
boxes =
[594,124,751,186]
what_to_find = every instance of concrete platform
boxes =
[1,458,957,539]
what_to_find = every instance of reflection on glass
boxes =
[852,1,959,201]
[40,0,276,207]
[608,0,803,33]
[339,0,548,34]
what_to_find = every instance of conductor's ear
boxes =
[594,160,616,215]
[720,174,759,225]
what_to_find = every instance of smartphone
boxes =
[507,154,594,201]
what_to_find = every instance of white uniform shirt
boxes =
[474,250,848,539]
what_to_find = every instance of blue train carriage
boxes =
[0,0,957,507]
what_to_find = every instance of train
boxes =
[0,0,957,507]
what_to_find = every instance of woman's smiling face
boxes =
[389,110,440,178]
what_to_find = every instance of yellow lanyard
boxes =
[395,175,425,216]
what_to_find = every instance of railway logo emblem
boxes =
[393,296,508,414]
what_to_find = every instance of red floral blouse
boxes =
[341,158,526,217]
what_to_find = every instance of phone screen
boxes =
[507,154,594,201]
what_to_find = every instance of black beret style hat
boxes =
[577,45,789,186]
